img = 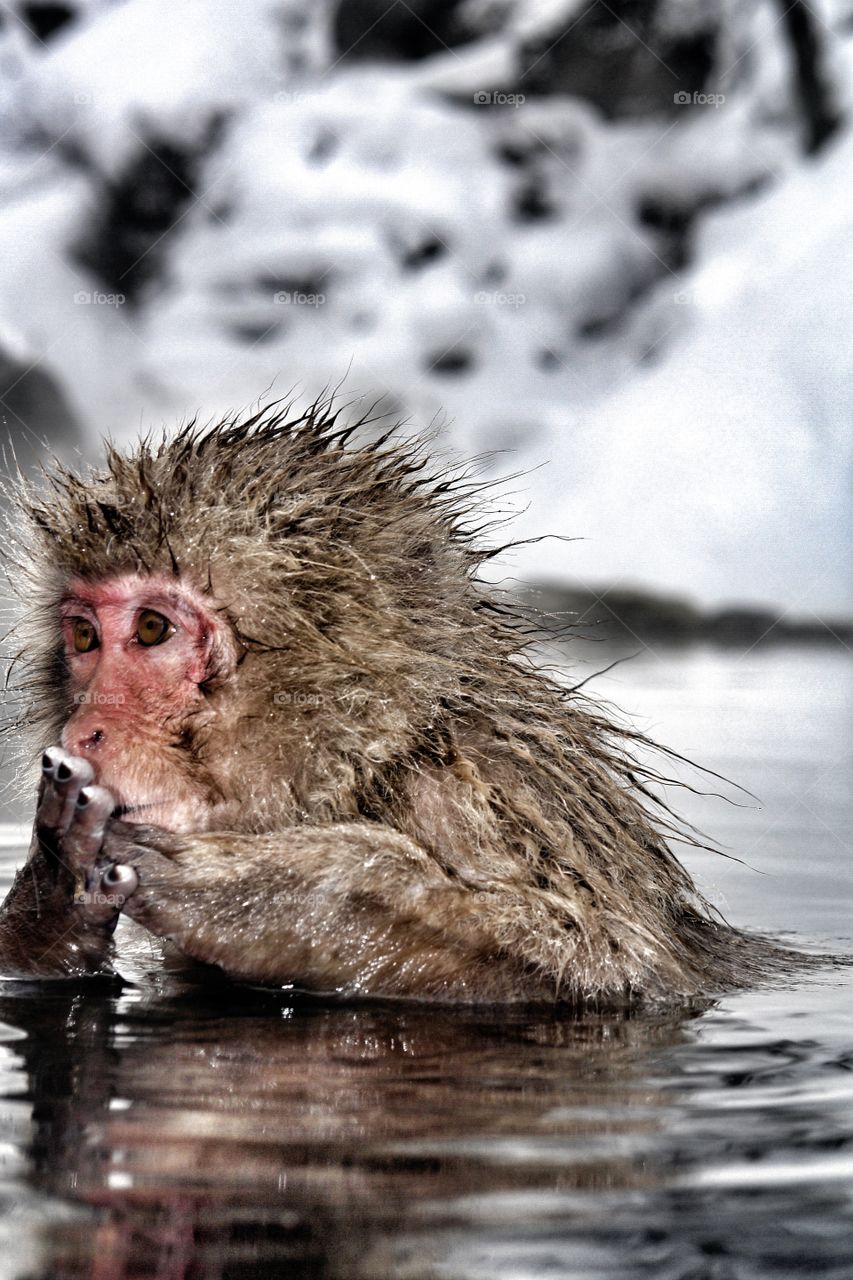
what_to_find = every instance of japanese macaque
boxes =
[0,403,785,1001]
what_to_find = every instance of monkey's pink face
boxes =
[58,573,237,833]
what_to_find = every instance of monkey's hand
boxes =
[91,823,553,1002]
[0,748,137,978]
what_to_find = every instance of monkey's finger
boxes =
[79,863,139,924]
[102,864,139,898]
[37,747,66,829]
[108,845,188,933]
[39,749,95,835]
[64,785,115,874]
[56,755,97,833]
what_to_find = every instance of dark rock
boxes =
[519,2,718,120]
[72,120,225,303]
[0,345,83,467]
[333,0,472,62]
[427,348,474,375]
[20,3,75,43]
[402,237,446,270]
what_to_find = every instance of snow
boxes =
[504,128,853,614]
[0,0,849,616]
[17,0,291,173]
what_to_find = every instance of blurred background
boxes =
[0,0,850,632]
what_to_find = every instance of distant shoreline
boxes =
[514,582,853,649]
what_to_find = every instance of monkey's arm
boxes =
[104,823,556,1002]
[0,751,133,978]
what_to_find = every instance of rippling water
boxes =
[0,646,850,1279]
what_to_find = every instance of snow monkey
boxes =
[0,403,785,1001]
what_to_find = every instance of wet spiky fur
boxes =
[1,399,793,1001]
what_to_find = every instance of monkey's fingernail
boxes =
[56,761,72,782]
[42,752,57,774]
[76,788,91,809]
[103,864,138,894]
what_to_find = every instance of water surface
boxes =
[0,646,850,1279]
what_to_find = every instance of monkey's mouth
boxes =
[112,801,161,819]
[109,796,195,834]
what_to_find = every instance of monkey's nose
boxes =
[61,721,107,754]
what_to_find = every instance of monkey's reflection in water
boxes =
[0,976,705,1280]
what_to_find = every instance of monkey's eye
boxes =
[136,609,176,647]
[71,618,99,653]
